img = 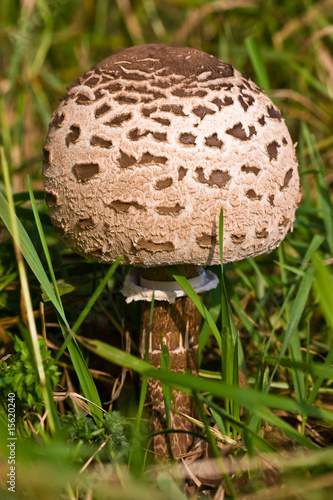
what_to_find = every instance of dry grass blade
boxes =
[177,410,240,447]
[107,330,131,406]
[53,390,106,416]
[271,89,330,123]
[305,24,333,46]
[115,0,144,44]
[79,435,112,474]
[181,457,202,488]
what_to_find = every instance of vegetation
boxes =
[0,0,333,498]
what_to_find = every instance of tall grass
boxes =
[0,1,333,498]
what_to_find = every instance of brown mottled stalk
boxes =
[140,266,201,459]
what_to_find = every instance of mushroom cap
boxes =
[43,44,301,267]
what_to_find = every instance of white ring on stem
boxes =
[121,267,219,303]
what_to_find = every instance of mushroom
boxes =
[43,44,301,458]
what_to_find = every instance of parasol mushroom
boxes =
[43,44,301,458]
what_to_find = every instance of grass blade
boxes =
[55,258,122,362]
[160,341,174,460]
[128,292,154,469]
[198,293,221,363]
[306,252,333,406]
[267,265,314,390]
[192,392,237,499]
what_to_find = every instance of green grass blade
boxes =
[245,35,271,93]
[61,320,103,424]
[306,252,333,406]
[27,178,63,308]
[160,341,174,460]
[128,292,154,467]
[312,252,333,331]
[161,342,172,430]
[198,297,221,363]
[278,245,306,404]
[248,257,268,300]
[219,208,240,429]
[222,326,232,419]
[232,334,240,429]
[192,392,237,499]
[27,182,104,421]
[127,374,148,470]
[208,401,275,453]
[307,341,333,407]
[219,209,231,333]
[267,265,314,390]
[55,258,122,362]
[219,208,231,425]
[77,335,151,373]
[264,356,333,380]
[76,336,329,448]
[72,257,123,333]
[169,267,222,351]
[289,324,305,403]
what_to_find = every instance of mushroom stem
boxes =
[139,265,202,459]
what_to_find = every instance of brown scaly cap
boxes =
[43,44,301,266]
